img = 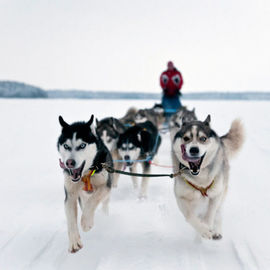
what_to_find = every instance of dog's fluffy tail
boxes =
[221,119,244,159]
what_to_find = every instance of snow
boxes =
[0,98,270,270]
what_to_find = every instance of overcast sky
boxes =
[0,0,269,93]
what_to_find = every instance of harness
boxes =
[81,169,96,192]
[183,177,215,197]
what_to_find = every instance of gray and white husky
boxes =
[96,117,126,187]
[172,115,244,240]
[57,115,113,253]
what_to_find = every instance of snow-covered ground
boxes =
[0,99,270,270]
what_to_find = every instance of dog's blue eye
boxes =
[80,143,86,149]
[200,136,207,142]
[63,144,70,150]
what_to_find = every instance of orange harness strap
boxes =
[184,178,215,197]
[81,169,96,192]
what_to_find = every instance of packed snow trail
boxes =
[0,99,270,270]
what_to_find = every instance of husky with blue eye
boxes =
[117,121,162,199]
[172,115,244,240]
[57,115,113,253]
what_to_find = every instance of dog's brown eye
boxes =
[183,136,190,142]
[200,136,207,142]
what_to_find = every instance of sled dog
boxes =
[117,121,161,198]
[172,115,244,239]
[57,115,113,252]
[135,105,165,128]
[96,117,126,187]
[169,107,197,141]
[119,107,137,126]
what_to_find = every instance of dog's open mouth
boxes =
[181,144,205,175]
[126,161,134,167]
[59,159,85,182]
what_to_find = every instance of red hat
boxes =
[167,61,174,70]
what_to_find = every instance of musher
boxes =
[160,61,183,118]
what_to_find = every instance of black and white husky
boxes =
[57,115,113,253]
[172,115,244,240]
[117,121,161,198]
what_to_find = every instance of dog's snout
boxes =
[124,155,130,161]
[66,159,76,168]
[189,147,199,156]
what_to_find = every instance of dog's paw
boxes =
[138,194,147,201]
[81,215,94,232]
[69,235,83,253]
[198,224,213,240]
[201,229,213,240]
[212,233,222,240]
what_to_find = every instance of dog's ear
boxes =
[204,115,211,126]
[95,118,99,126]
[86,115,94,126]
[86,115,97,136]
[182,117,187,127]
[59,116,69,128]
[192,108,195,113]
[111,118,117,131]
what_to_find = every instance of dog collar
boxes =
[182,177,215,197]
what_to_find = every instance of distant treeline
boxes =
[1,81,270,100]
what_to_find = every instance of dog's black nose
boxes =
[189,147,199,156]
[124,155,130,161]
[66,159,76,168]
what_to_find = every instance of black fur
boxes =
[117,121,161,158]
[57,121,97,149]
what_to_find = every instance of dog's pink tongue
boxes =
[59,159,66,169]
[181,144,186,154]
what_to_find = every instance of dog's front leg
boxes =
[204,195,223,240]
[64,189,83,253]
[130,164,138,189]
[81,185,110,232]
[139,162,150,199]
[176,196,213,239]
[112,161,122,188]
